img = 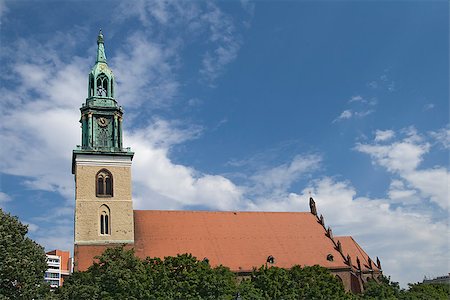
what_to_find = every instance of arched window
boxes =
[96,73,108,97]
[99,205,110,235]
[96,169,113,197]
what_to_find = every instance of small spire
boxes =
[96,29,107,63]
[326,226,333,239]
[346,254,352,267]
[319,214,325,226]
[337,240,343,254]
[356,257,361,271]
[376,257,382,269]
[368,257,373,270]
[309,197,317,215]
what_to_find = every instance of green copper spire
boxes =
[73,31,133,157]
[87,30,115,101]
[96,30,107,63]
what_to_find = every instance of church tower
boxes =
[72,31,134,268]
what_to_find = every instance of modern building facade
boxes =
[45,250,73,288]
[73,31,382,293]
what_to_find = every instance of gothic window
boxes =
[96,169,113,197]
[110,78,114,97]
[99,205,110,235]
[96,74,108,97]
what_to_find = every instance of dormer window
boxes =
[96,169,113,197]
[96,74,108,97]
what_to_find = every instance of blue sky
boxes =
[0,0,448,287]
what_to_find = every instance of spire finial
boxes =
[96,30,107,63]
[97,29,104,44]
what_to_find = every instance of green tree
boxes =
[400,282,450,300]
[249,266,298,300]
[57,247,237,300]
[146,254,236,299]
[290,265,353,299]
[359,275,401,300]
[0,208,51,299]
[239,265,353,300]
[57,247,151,300]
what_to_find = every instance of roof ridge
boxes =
[134,210,312,214]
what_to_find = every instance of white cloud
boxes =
[250,154,321,194]
[301,178,449,288]
[423,103,435,111]
[367,81,378,89]
[127,122,243,211]
[333,110,352,122]
[429,127,450,149]
[374,129,395,142]
[388,180,420,205]
[112,32,180,110]
[114,1,245,85]
[24,221,39,233]
[349,95,364,102]
[199,2,242,84]
[356,128,449,210]
[0,192,11,206]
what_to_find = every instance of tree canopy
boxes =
[0,208,50,299]
[57,246,352,299]
[358,276,450,300]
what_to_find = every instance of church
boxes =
[72,32,382,293]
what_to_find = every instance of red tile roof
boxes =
[132,210,349,272]
[335,236,380,272]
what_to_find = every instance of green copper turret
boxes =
[74,31,133,159]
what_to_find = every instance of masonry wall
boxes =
[74,162,134,244]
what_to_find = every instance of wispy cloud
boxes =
[333,109,353,122]
[114,0,249,86]
[0,192,11,207]
[423,103,435,111]
[355,127,449,210]
[374,129,395,142]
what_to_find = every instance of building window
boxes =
[99,205,110,235]
[96,73,108,97]
[96,169,113,197]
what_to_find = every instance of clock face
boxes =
[97,117,109,127]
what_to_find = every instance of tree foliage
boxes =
[0,208,50,299]
[401,282,450,300]
[57,247,237,299]
[359,275,400,300]
[57,247,354,300]
[240,265,353,300]
[358,275,450,300]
